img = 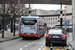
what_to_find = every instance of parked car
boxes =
[45,29,67,46]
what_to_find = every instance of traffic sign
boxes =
[62,18,65,21]
[67,20,70,24]
[65,21,67,25]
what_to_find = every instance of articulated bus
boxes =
[19,16,46,39]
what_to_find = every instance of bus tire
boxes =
[22,37,25,40]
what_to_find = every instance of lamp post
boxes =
[72,0,75,41]
[64,6,67,32]
[60,3,62,28]
[11,13,13,33]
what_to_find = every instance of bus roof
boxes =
[21,16,40,19]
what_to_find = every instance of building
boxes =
[31,9,58,27]
[31,8,72,27]
[65,5,72,23]
[31,9,54,15]
[43,16,58,27]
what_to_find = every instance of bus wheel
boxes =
[22,37,25,40]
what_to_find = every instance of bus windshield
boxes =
[21,18,37,25]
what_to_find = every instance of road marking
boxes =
[43,44,45,45]
[38,42,42,44]
[41,46,43,48]
[19,48,23,50]
[42,46,49,50]
[32,42,34,43]
[29,43,31,45]
[38,48,41,50]
[25,45,28,47]
[56,49,59,50]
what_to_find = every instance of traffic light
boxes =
[29,10,31,14]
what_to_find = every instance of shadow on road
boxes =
[20,37,38,41]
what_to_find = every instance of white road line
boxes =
[24,45,28,47]
[19,48,23,50]
[29,43,31,45]
[38,42,42,44]
[43,44,45,45]
[32,42,34,43]
[38,48,41,50]
[41,46,43,48]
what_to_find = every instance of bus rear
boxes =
[19,16,39,38]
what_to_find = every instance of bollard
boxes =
[66,45,69,50]
[50,44,53,50]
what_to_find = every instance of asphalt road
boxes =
[0,36,72,50]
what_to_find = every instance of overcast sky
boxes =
[25,4,66,10]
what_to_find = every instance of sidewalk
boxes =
[0,30,20,42]
[67,32,75,50]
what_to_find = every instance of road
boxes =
[0,36,72,50]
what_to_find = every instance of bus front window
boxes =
[21,18,37,25]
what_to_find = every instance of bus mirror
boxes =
[21,20,23,22]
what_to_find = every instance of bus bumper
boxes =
[19,33,39,37]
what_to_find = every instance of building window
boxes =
[58,16,59,18]
[51,18,52,20]
[58,20,59,22]
[51,21,52,23]
[44,18,45,21]
[56,18,57,20]
[49,22,50,24]
[35,10,36,15]
[47,18,48,21]
[53,18,55,20]
[45,18,47,21]
[56,21,57,23]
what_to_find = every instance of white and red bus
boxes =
[19,16,46,39]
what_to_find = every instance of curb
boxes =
[68,42,74,50]
[0,37,21,43]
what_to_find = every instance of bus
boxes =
[19,16,46,39]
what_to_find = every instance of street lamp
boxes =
[11,13,13,33]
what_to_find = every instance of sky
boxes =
[25,4,66,10]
